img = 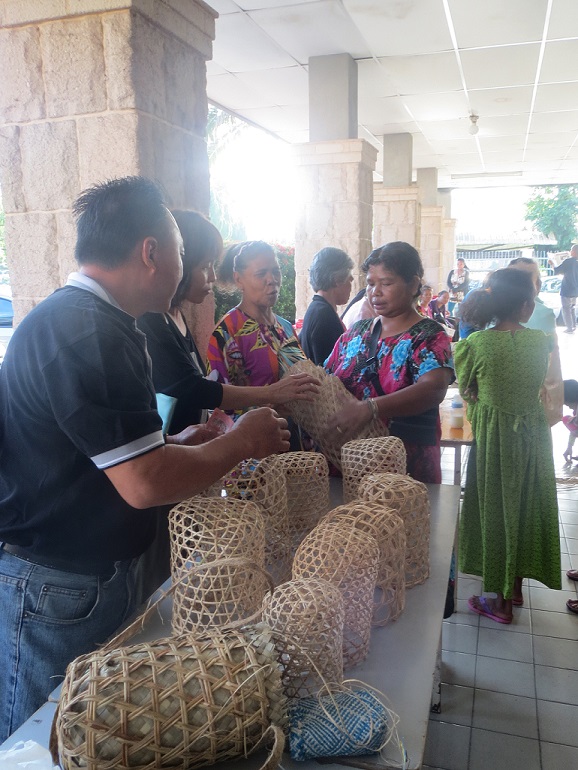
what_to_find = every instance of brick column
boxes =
[420,206,445,291]
[373,185,422,249]
[293,139,377,320]
[0,0,216,325]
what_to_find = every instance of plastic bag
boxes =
[0,741,56,769]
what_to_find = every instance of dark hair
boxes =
[170,211,223,308]
[564,379,578,406]
[362,241,424,298]
[459,268,534,328]
[217,240,276,287]
[73,177,171,268]
[309,247,354,292]
[456,257,468,268]
[509,256,536,267]
[437,290,449,298]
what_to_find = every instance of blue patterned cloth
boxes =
[288,689,390,761]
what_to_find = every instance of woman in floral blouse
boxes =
[325,242,454,483]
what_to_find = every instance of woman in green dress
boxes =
[455,268,561,624]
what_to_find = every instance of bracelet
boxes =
[366,398,379,421]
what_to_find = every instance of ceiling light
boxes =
[468,114,479,135]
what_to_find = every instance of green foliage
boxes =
[525,185,578,250]
[213,244,296,324]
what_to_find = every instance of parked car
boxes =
[0,295,13,327]
[538,276,563,324]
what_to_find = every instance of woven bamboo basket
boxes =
[262,577,344,699]
[221,456,291,586]
[292,521,379,669]
[51,625,286,770]
[281,360,388,471]
[359,473,430,588]
[168,497,268,633]
[341,436,407,502]
[322,502,406,626]
[274,452,330,550]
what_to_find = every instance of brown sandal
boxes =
[566,599,578,614]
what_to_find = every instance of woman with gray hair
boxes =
[299,247,354,364]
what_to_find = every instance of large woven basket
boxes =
[51,625,286,770]
[221,456,291,585]
[168,497,268,634]
[292,521,379,669]
[322,502,406,626]
[359,472,430,588]
[262,577,344,699]
[281,360,388,470]
[274,452,330,550]
[341,436,406,502]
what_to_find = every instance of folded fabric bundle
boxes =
[288,688,389,761]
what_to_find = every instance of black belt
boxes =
[1,543,117,578]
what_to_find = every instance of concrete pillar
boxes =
[382,133,412,187]
[438,188,452,218]
[416,167,439,207]
[294,139,377,319]
[442,218,457,293]
[0,0,216,331]
[420,206,445,291]
[309,54,357,142]
[373,185,421,250]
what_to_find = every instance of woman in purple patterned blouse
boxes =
[325,242,454,483]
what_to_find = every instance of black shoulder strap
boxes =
[365,319,385,397]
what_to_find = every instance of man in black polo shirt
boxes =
[0,177,290,742]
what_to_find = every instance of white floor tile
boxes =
[472,690,538,738]
[563,523,578,539]
[535,664,578,705]
[477,627,533,663]
[423,720,471,770]
[533,634,578,669]
[529,586,575,612]
[478,605,531,634]
[531,608,578,639]
[468,729,540,770]
[537,700,578,746]
[441,650,476,687]
[566,537,578,555]
[429,684,474,726]
[442,622,478,654]
[475,656,536,698]
[444,598,480,626]
[540,741,578,768]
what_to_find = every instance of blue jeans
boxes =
[0,547,138,743]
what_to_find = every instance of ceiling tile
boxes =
[448,0,548,48]
[235,66,309,106]
[429,137,482,154]
[205,0,241,14]
[533,81,578,112]
[343,0,454,56]
[540,39,578,83]
[249,0,371,65]
[530,109,578,133]
[402,91,470,122]
[460,44,540,90]
[212,13,296,72]
[479,134,526,151]
[208,73,271,109]
[359,95,412,125]
[525,130,578,149]
[469,86,533,117]
[236,0,319,8]
[377,52,462,95]
[472,114,530,136]
[238,104,309,132]
[547,0,578,39]
[206,60,230,76]
[357,59,399,99]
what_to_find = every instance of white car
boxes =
[539,276,562,324]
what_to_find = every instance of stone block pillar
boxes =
[442,218,457,291]
[373,185,421,250]
[293,139,377,319]
[420,206,445,291]
[0,0,216,327]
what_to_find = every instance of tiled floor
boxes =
[423,329,578,770]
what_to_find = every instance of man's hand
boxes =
[232,407,291,457]
[268,373,321,404]
[166,425,220,446]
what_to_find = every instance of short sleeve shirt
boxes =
[0,274,164,565]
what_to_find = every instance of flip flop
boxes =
[566,569,578,582]
[468,595,512,624]
[566,599,578,615]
